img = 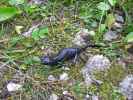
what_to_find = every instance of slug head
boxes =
[41,56,52,64]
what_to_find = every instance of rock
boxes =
[113,22,123,28]
[119,75,133,100]
[59,73,69,81]
[85,55,111,72]
[48,75,57,81]
[115,14,124,23]
[49,93,58,100]
[82,55,110,85]
[104,30,118,41]
[72,29,94,47]
[7,82,22,92]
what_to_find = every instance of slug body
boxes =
[41,44,101,65]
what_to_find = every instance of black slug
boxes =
[41,44,102,66]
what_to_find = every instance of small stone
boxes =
[59,73,69,81]
[49,16,57,22]
[48,75,56,81]
[49,93,58,100]
[104,30,118,41]
[119,75,133,100]
[84,94,90,100]
[63,91,69,95]
[7,82,22,92]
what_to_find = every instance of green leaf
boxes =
[10,36,22,46]
[24,57,33,65]
[105,14,115,29]
[97,2,110,11]
[108,0,117,6]
[20,64,29,70]
[0,7,18,22]
[39,27,48,38]
[15,26,23,34]
[125,32,133,43]
[99,24,106,33]
[9,0,24,5]
[32,27,48,40]
[32,56,41,62]
[31,28,40,40]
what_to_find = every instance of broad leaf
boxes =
[32,28,40,40]
[105,14,115,29]
[108,0,117,6]
[9,0,24,5]
[125,32,133,43]
[97,2,110,11]
[99,24,106,33]
[32,27,48,40]
[0,7,18,22]
[39,27,48,38]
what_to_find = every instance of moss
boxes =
[94,64,127,85]
[88,64,127,100]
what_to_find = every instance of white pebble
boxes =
[7,82,22,92]
[60,73,69,81]
[48,75,56,81]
